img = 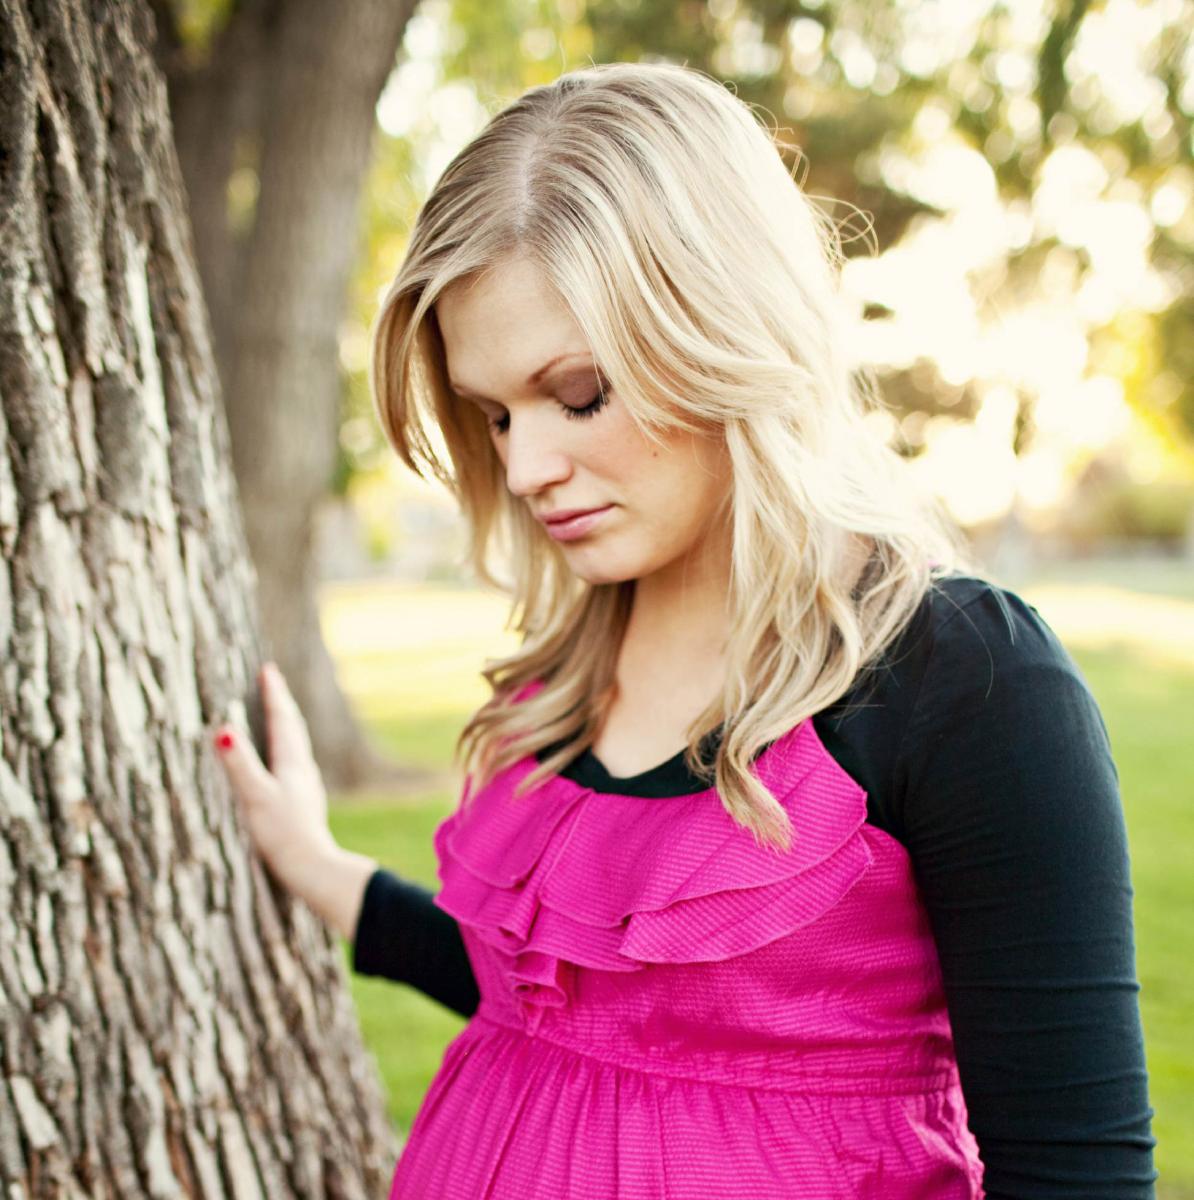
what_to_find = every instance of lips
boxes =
[539,505,613,542]
[540,506,608,526]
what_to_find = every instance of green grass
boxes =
[323,573,1194,1192]
[1075,645,1194,1187]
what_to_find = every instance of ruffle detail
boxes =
[433,714,872,1028]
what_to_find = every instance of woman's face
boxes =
[435,256,731,589]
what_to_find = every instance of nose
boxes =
[501,411,574,499]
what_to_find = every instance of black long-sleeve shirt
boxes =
[352,573,1157,1197]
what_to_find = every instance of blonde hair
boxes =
[370,61,977,853]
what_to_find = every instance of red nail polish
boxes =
[216,730,235,751]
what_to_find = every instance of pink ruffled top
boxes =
[389,689,985,1198]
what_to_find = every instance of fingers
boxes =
[259,661,314,768]
[213,723,277,809]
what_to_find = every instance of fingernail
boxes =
[216,730,235,751]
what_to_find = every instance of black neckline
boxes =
[539,725,792,799]
[571,743,714,795]
[541,728,726,797]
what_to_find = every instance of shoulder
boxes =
[816,572,1113,841]
[910,571,1092,719]
[894,573,1120,842]
[844,571,1085,732]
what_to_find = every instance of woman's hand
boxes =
[213,661,339,900]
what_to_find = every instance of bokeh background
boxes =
[157,0,1192,1190]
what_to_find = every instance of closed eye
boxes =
[487,388,611,436]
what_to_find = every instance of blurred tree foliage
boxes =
[343,0,1194,520]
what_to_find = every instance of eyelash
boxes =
[487,388,610,435]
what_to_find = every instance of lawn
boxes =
[322,568,1194,1195]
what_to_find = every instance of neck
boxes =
[619,532,734,686]
[617,530,875,684]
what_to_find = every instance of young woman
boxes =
[214,63,1156,1198]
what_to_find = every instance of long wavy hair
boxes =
[370,61,977,853]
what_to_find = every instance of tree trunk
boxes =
[156,0,423,791]
[0,3,398,1195]
[151,0,272,386]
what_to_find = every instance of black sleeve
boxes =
[351,866,480,1019]
[895,585,1156,1197]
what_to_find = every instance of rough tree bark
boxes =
[151,0,423,790]
[0,2,398,1195]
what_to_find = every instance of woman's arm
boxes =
[296,843,379,942]
[896,585,1156,1198]
[351,866,480,1018]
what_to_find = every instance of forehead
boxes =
[435,259,590,385]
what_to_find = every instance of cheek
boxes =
[659,446,729,534]
[577,422,645,479]
[597,402,658,462]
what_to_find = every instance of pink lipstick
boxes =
[540,505,613,542]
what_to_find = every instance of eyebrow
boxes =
[448,352,593,400]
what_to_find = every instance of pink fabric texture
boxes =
[389,689,985,1198]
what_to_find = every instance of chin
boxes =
[561,549,642,587]
[568,565,636,587]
